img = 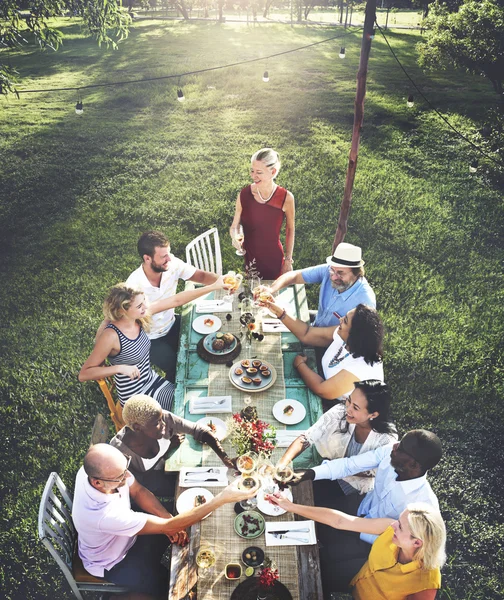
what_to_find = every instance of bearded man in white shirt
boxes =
[126,231,219,382]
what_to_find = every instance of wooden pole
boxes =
[332,0,377,251]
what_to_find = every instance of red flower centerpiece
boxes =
[227,406,277,456]
[256,563,279,599]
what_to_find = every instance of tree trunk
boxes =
[176,0,189,19]
[332,0,377,251]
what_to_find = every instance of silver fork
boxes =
[184,468,220,475]
[193,398,227,407]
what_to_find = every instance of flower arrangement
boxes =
[257,563,279,589]
[227,406,277,456]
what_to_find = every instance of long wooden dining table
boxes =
[166,282,325,600]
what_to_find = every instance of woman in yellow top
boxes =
[266,495,446,600]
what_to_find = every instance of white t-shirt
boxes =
[321,329,384,396]
[72,467,147,577]
[126,256,196,339]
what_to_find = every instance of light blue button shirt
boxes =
[301,265,376,327]
[312,444,439,544]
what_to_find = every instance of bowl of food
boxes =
[241,546,265,568]
[225,563,242,580]
[233,510,266,539]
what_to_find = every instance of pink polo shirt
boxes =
[72,467,148,577]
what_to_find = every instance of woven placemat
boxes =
[196,336,242,364]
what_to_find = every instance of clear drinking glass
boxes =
[196,545,216,575]
[274,464,294,486]
[233,225,246,256]
[237,472,261,510]
[236,452,258,475]
[222,271,243,303]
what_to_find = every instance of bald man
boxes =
[72,444,254,600]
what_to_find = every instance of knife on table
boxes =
[268,527,310,534]
[183,478,221,483]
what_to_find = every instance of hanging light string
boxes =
[15,30,356,95]
[375,21,504,169]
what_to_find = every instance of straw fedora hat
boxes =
[326,243,365,268]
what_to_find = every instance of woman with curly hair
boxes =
[79,279,224,410]
[265,302,384,409]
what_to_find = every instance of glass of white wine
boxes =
[274,464,294,486]
[222,271,243,303]
[236,451,258,475]
[233,225,246,256]
[237,472,261,510]
[196,545,216,575]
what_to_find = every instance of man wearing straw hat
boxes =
[270,242,376,328]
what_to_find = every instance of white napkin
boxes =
[262,319,290,333]
[275,430,306,448]
[265,520,317,546]
[195,299,233,313]
[179,466,229,487]
[189,396,232,414]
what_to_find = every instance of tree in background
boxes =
[0,0,131,95]
[417,0,504,110]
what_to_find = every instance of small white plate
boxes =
[272,399,306,425]
[256,485,293,516]
[197,416,227,441]
[176,487,214,519]
[192,315,222,334]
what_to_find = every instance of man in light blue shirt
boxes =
[269,242,375,328]
[289,429,442,593]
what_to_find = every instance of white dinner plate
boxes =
[197,416,227,441]
[272,399,306,425]
[256,485,293,516]
[192,315,222,334]
[176,487,214,519]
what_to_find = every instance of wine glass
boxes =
[257,456,276,495]
[196,544,216,575]
[233,225,246,256]
[236,452,258,475]
[274,464,294,486]
[222,271,243,303]
[237,472,261,510]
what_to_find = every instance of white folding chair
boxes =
[185,227,222,275]
[38,472,129,599]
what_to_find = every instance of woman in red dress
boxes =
[230,148,295,280]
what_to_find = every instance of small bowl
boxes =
[225,563,242,580]
[242,546,265,568]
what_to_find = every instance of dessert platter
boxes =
[228,359,277,392]
[203,332,237,355]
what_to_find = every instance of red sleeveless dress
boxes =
[239,184,287,280]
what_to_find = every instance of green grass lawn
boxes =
[0,18,503,600]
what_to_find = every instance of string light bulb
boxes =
[262,71,269,83]
[469,159,478,173]
[339,46,346,59]
[75,100,83,115]
[407,95,414,108]
[177,88,185,102]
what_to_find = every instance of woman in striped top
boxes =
[79,279,225,410]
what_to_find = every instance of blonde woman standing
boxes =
[230,148,295,279]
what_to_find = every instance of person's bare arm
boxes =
[137,480,256,536]
[78,329,140,382]
[277,437,308,468]
[281,192,295,274]
[293,354,357,400]
[188,269,219,285]
[94,319,110,343]
[269,271,305,294]
[149,275,224,314]
[265,300,335,347]
[200,431,234,468]
[267,494,393,535]
[229,194,242,250]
